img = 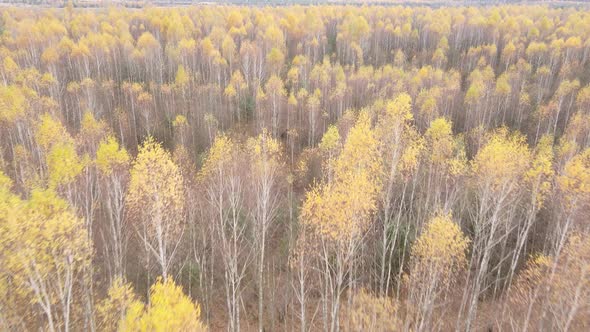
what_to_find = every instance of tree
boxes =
[344,288,399,332]
[1,184,92,332]
[301,111,382,332]
[554,148,590,256]
[510,233,590,331]
[126,137,185,281]
[503,135,553,293]
[96,136,131,280]
[462,128,532,330]
[405,213,469,332]
[122,277,207,332]
[374,94,425,297]
[264,75,286,136]
[199,135,248,332]
[246,130,284,332]
[97,278,137,332]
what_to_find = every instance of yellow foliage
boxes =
[247,129,282,168]
[385,93,413,123]
[98,278,138,332]
[425,117,454,166]
[509,253,553,310]
[472,128,531,193]
[318,125,341,178]
[302,111,382,243]
[558,148,590,209]
[267,48,284,73]
[2,188,91,315]
[96,136,130,176]
[36,113,73,151]
[126,137,184,234]
[224,83,237,98]
[511,234,590,330]
[137,31,160,51]
[376,93,425,178]
[0,85,26,123]
[172,114,188,128]
[344,288,399,332]
[409,213,469,286]
[175,64,189,88]
[3,56,19,76]
[399,133,425,177]
[526,135,554,207]
[425,118,467,176]
[199,134,236,181]
[122,277,207,332]
[288,92,297,106]
[47,142,85,188]
[80,111,108,143]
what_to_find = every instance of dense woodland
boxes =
[0,3,589,332]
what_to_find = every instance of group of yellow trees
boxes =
[0,3,589,332]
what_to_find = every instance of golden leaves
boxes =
[35,113,87,188]
[510,234,590,329]
[472,128,531,193]
[247,129,282,167]
[526,135,555,207]
[126,137,184,233]
[302,111,382,243]
[198,134,235,182]
[122,277,206,332]
[2,188,91,303]
[558,148,590,209]
[0,85,26,123]
[410,213,470,281]
[174,65,189,88]
[96,136,130,176]
[36,113,72,151]
[97,278,138,332]
[47,141,85,188]
[425,117,467,176]
[319,125,341,177]
[345,288,399,332]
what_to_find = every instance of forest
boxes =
[0,3,589,332]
